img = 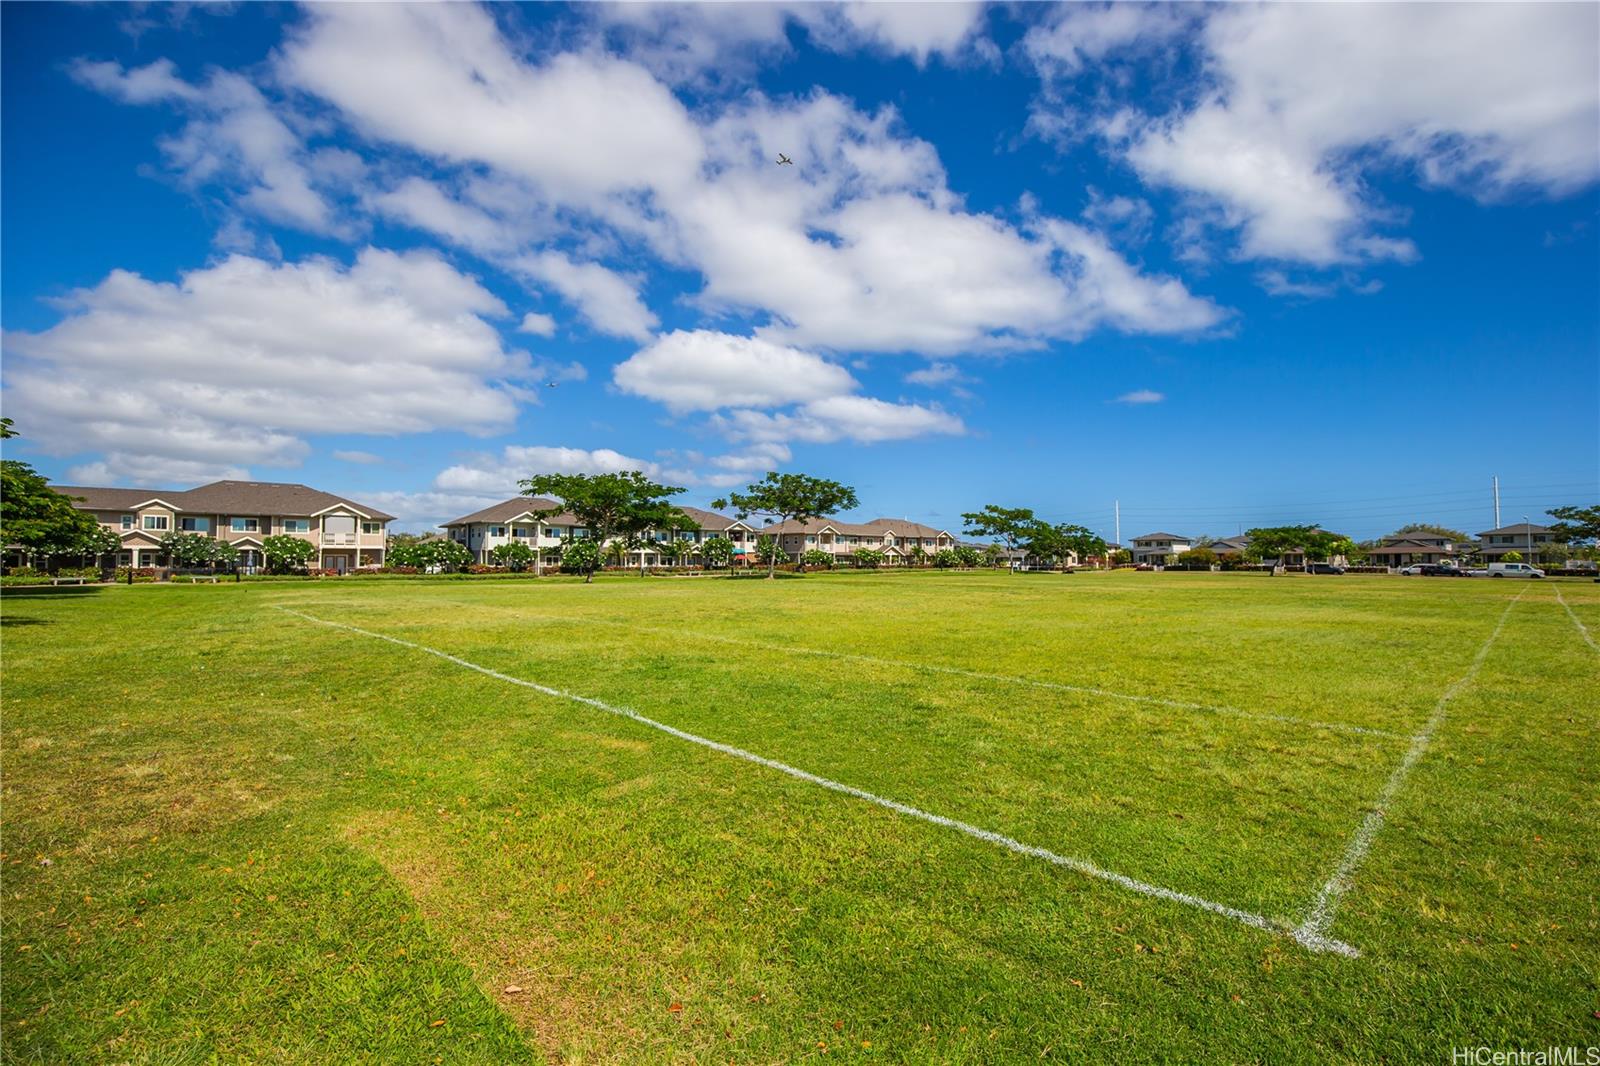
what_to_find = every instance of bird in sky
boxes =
[776,153,793,165]
[545,381,558,388]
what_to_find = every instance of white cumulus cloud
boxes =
[3,248,531,483]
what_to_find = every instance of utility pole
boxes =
[1492,476,1501,528]
[1114,500,1121,547]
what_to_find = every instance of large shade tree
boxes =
[714,472,859,579]
[1549,505,1600,553]
[961,505,1036,574]
[1243,525,1318,570]
[522,472,686,583]
[1,458,100,561]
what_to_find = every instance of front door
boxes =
[329,554,348,574]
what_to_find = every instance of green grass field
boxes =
[3,571,1596,1062]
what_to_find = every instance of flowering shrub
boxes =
[114,566,160,583]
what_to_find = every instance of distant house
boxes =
[1476,523,1557,564]
[1364,539,1459,568]
[1129,533,1191,565]
[1209,536,1251,557]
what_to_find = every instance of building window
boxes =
[282,519,309,533]
[143,515,169,531]
[120,514,134,530]
[117,552,132,566]
[491,526,506,537]
[232,517,260,533]
[361,521,382,534]
[512,526,529,538]
[179,516,210,532]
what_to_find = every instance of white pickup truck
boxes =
[1486,562,1545,579]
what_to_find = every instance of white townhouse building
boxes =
[441,499,763,568]
[59,480,393,571]
[1129,532,1192,565]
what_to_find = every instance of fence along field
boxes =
[2,570,1595,1061]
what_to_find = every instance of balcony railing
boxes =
[321,533,356,546]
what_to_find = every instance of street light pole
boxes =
[1524,515,1532,565]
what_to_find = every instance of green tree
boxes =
[953,545,982,568]
[659,539,691,568]
[560,537,601,576]
[801,548,833,569]
[851,547,886,568]
[903,543,927,568]
[700,536,733,570]
[714,472,859,579]
[960,505,1036,574]
[262,534,316,574]
[1056,524,1106,568]
[76,524,121,565]
[981,543,1004,568]
[1020,521,1069,570]
[490,541,535,572]
[1178,546,1218,568]
[1111,548,1132,565]
[1390,522,1471,542]
[158,531,225,568]
[754,535,785,568]
[520,471,686,584]
[1548,505,1600,547]
[431,539,472,572]
[1243,525,1317,569]
[0,460,99,560]
[933,548,959,568]
[1501,550,1523,563]
[1304,530,1356,563]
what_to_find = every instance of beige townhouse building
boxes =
[61,480,393,571]
[758,517,957,564]
[442,499,764,568]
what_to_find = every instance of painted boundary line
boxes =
[1292,590,1525,949]
[274,605,1360,957]
[403,601,1408,743]
[1554,588,1599,654]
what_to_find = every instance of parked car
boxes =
[1308,562,1347,574]
[1487,562,1545,579]
[1401,563,1465,577]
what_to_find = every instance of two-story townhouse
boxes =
[441,500,759,568]
[759,517,957,565]
[59,480,393,571]
[1476,523,1556,564]
[1129,533,1192,566]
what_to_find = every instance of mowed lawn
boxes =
[2,571,1595,1063]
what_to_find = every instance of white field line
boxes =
[1554,588,1599,654]
[1292,590,1525,949]
[387,601,1409,743]
[275,605,1360,957]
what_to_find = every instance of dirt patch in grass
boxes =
[343,810,617,1060]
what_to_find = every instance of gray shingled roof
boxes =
[58,480,395,521]
[441,497,573,527]
[760,516,954,538]
[1131,532,1189,542]
[1477,523,1551,536]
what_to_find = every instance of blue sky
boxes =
[3,2,1596,538]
